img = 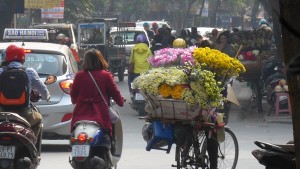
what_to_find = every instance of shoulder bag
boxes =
[88,71,120,123]
[128,50,135,74]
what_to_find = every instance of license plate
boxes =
[0,146,15,159]
[135,93,144,101]
[72,145,90,157]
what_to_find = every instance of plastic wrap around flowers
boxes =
[148,46,196,67]
[132,64,224,109]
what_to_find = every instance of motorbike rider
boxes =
[128,34,152,96]
[0,44,50,138]
[151,22,159,35]
[189,26,203,46]
[143,22,155,41]
[48,28,57,43]
[56,33,66,45]
[70,48,124,136]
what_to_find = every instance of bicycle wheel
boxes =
[175,131,207,169]
[218,128,239,169]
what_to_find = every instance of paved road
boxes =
[39,77,293,169]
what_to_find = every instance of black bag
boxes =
[0,66,30,110]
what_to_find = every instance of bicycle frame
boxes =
[174,123,239,169]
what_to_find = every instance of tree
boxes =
[279,0,300,168]
[0,0,18,40]
[64,0,94,23]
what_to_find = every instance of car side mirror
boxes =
[45,75,57,85]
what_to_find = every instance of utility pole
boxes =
[279,1,300,168]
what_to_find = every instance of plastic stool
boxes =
[275,92,291,116]
[146,121,174,153]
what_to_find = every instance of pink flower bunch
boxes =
[148,47,195,67]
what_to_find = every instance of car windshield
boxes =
[79,24,106,45]
[110,31,147,45]
[23,53,65,76]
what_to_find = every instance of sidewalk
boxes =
[230,80,293,124]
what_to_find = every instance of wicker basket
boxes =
[141,92,201,120]
[239,60,267,81]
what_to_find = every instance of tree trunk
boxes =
[182,0,196,27]
[279,1,300,168]
[250,0,260,28]
[268,0,284,61]
[210,0,220,27]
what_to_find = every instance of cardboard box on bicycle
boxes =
[142,92,202,120]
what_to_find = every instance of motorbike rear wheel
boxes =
[117,66,125,82]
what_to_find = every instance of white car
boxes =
[186,27,224,40]
[110,26,151,65]
[1,29,78,139]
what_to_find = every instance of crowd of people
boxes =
[0,18,273,169]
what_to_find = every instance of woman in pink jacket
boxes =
[70,48,124,134]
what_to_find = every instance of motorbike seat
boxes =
[254,141,291,154]
[275,144,295,153]
[265,73,286,87]
[74,120,101,127]
[0,112,31,127]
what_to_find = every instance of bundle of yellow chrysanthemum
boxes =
[133,64,223,109]
[193,47,246,79]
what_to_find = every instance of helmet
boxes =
[173,38,186,48]
[259,19,267,26]
[56,33,66,40]
[143,22,150,27]
[152,22,158,28]
[5,44,25,62]
[49,28,56,34]
[136,34,147,43]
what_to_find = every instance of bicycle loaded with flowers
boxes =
[133,46,246,154]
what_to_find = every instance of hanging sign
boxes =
[41,0,64,19]
[25,0,62,9]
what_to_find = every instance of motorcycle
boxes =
[69,102,123,169]
[0,75,54,169]
[260,57,287,114]
[252,140,296,169]
[130,83,146,116]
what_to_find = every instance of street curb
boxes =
[263,116,293,124]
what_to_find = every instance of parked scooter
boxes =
[69,102,123,169]
[252,140,296,169]
[262,57,286,101]
[130,83,146,116]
